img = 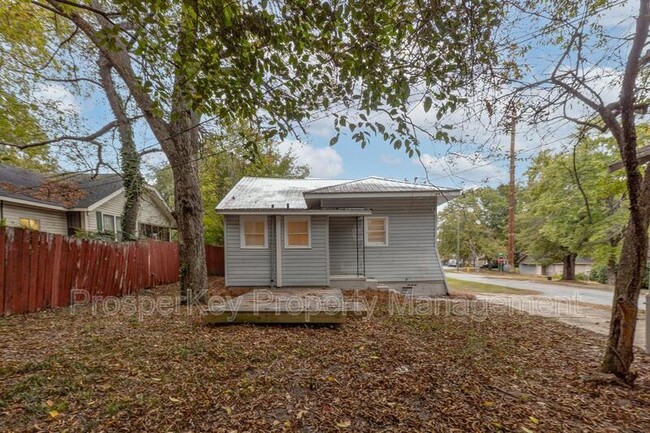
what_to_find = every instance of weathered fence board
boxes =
[0,227,224,316]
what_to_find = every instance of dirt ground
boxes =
[1,277,649,432]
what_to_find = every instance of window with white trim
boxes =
[285,216,311,248]
[240,216,268,248]
[103,214,116,234]
[365,217,388,246]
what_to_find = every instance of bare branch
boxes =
[139,147,163,156]
[0,121,118,149]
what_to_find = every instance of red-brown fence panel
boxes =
[205,245,224,276]
[0,228,5,316]
[0,226,224,316]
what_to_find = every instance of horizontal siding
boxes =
[86,193,125,231]
[225,215,272,286]
[323,197,443,282]
[86,190,173,233]
[1,202,68,235]
[139,191,173,227]
[329,217,358,275]
[280,215,328,286]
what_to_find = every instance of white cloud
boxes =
[34,84,81,115]
[380,154,402,166]
[278,140,344,178]
[416,153,507,185]
[305,116,337,138]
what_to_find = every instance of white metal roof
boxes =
[306,176,456,194]
[216,177,349,211]
[216,176,460,212]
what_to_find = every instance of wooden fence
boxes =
[0,227,224,316]
[205,244,225,276]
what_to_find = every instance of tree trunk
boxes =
[600,205,648,382]
[120,140,141,241]
[98,55,141,241]
[49,0,209,303]
[562,253,576,280]
[168,138,208,305]
[167,0,207,305]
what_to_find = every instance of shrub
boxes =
[589,265,609,284]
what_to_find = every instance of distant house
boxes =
[0,164,175,240]
[216,176,460,296]
[519,258,595,277]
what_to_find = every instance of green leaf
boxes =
[423,96,432,113]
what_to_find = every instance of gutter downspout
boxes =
[0,200,4,220]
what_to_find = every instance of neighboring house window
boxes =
[139,223,170,241]
[116,217,123,241]
[365,217,388,246]
[285,216,311,249]
[240,216,267,249]
[96,212,118,241]
[103,214,116,234]
[18,218,40,231]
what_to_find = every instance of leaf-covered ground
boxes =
[1,277,649,432]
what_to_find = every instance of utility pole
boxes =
[507,105,517,273]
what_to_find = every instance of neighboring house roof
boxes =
[217,176,460,213]
[0,165,172,221]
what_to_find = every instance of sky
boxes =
[37,0,638,191]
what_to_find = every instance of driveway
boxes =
[448,272,646,310]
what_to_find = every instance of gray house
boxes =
[216,176,459,296]
[0,164,175,240]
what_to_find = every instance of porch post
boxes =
[356,216,360,277]
[275,215,283,287]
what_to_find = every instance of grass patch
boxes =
[447,277,540,295]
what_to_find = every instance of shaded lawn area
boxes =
[1,278,649,432]
[446,277,540,295]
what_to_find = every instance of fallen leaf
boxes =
[337,420,351,428]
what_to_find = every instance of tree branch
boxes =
[139,147,162,156]
[0,121,119,149]
[41,0,174,150]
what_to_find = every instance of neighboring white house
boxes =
[519,258,595,277]
[216,176,460,296]
[0,164,175,240]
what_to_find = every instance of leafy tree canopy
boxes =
[438,186,509,264]
[109,0,505,152]
[154,121,309,245]
[518,131,629,272]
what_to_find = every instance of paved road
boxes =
[448,272,647,311]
